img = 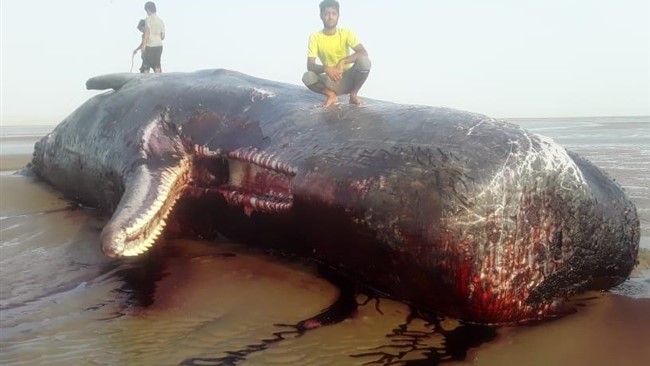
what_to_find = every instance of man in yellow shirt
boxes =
[302,0,371,107]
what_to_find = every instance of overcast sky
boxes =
[1,0,649,125]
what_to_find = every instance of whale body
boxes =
[31,69,640,324]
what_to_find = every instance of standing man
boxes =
[302,0,371,107]
[140,2,165,73]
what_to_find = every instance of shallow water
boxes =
[1,118,649,365]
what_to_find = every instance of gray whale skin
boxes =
[31,69,639,324]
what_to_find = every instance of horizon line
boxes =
[2,115,649,127]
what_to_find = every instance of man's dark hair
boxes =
[319,0,339,14]
[137,19,145,31]
[144,2,156,13]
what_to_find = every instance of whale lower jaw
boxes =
[101,158,193,258]
[101,147,298,257]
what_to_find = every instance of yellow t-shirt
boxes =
[307,28,360,69]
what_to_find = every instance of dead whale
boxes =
[30,69,640,324]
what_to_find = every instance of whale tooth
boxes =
[133,217,146,229]
[124,247,139,256]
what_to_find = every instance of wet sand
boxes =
[457,294,650,366]
[2,123,649,365]
[0,154,33,173]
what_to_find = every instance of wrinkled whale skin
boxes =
[31,69,639,324]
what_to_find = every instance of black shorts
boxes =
[143,46,163,70]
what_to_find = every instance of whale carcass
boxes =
[30,69,640,324]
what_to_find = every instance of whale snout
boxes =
[100,226,127,258]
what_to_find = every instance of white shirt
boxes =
[145,14,165,47]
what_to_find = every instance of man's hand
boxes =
[325,64,344,82]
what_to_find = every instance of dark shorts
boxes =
[143,46,163,70]
[302,56,372,95]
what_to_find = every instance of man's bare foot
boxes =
[323,89,337,107]
[349,94,362,105]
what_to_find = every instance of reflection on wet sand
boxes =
[458,293,650,366]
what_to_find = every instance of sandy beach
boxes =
[0,154,32,172]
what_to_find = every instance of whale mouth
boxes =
[101,146,297,258]
[188,147,296,216]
